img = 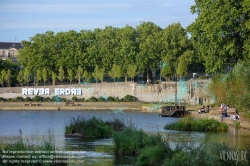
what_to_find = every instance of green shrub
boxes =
[154,80,160,84]
[45,97,51,101]
[72,96,78,101]
[0,97,5,101]
[98,96,107,101]
[33,95,43,101]
[16,96,24,101]
[107,96,115,101]
[122,94,137,102]
[7,98,12,102]
[51,96,62,102]
[63,98,68,102]
[25,97,32,101]
[89,96,97,102]
[81,98,85,102]
[114,97,120,102]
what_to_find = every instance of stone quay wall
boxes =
[0,79,212,104]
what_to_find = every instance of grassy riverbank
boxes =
[0,101,142,111]
[164,116,228,131]
[186,105,250,130]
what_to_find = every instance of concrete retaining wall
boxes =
[0,79,212,103]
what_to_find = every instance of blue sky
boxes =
[0,0,197,42]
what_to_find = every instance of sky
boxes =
[0,0,197,42]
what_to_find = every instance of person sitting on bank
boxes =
[235,113,240,120]
[230,112,235,120]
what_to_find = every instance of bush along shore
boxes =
[64,115,250,166]
[164,116,228,132]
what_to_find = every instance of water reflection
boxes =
[0,110,249,165]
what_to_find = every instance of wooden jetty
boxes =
[159,105,188,117]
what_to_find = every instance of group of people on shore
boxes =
[198,105,212,114]
[220,104,240,120]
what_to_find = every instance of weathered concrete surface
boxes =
[0,79,211,103]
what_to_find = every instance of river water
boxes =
[0,110,250,165]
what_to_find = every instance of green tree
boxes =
[67,68,74,84]
[18,31,56,73]
[208,61,250,116]
[115,25,137,82]
[17,70,24,86]
[161,23,190,78]
[51,71,57,85]
[75,66,83,84]
[92,66,105,83]
[42,68,48,86]
[83,71,92,83]
[109,64,122,82]
[177,50,194,78]
[58,67,65,84]
[126,64,137,82]
[0,70,6,87]
[5,69,12,87]
[136,22,162,80]
[187,0,249,74]
[35,69,42,86]
[23,68,31,86]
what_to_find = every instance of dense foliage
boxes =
[16,22,195,86]
[208,61,250,118]
[0,59,18,87]
[187,0,250,74]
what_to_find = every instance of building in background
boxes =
[0,42,22,62]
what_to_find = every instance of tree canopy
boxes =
[187,0,250,74]
[17,22,194,85]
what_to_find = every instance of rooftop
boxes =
[0,42,22,49]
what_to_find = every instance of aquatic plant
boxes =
[112,125,164,155]
[136,143,172,166]
[164,117,228,132]
[0,132,55,166]
[65,116,125,138]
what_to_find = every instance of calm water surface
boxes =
[0,110,249,165]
